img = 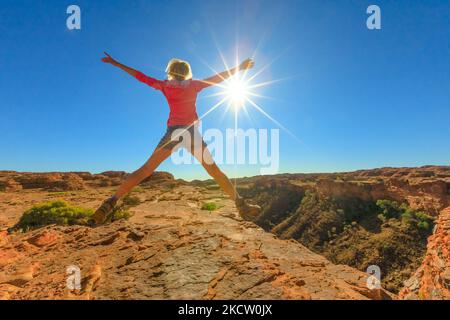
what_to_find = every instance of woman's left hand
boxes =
[239,58,254,71]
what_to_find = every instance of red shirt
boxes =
[135,71,211,126]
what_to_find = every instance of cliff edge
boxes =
[0,184,393,300]
[399,206,450,300]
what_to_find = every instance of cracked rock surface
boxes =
[0,185,394,300]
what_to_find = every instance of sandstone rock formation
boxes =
[0,170,175,191]
[236,166,449,216]
[0,183,393,300]
[214,166,450,292]
[399,206,450,300]
[1,166,448,300]
[0,179,22,192]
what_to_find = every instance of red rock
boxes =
[0,196,394,300]
[399,206,450,299]
[98,171,127,178]
[0,249,21,267]
[142,171,175,183]
[0,179,22,192]
[0,231,8,246]
[27,230,59,247]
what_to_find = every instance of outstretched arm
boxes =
[101,52,139,77]
[101,52,164,90]
[202,58,254,86]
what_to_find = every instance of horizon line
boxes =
[1,164,448,182]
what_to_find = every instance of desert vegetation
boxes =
[201,202,219,211]
[10,200,93,231]
[9,200,130,232]
[122,194,142,206]
[238,181,436,293]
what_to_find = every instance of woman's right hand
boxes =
[101,52,117,65]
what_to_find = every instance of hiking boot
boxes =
[235,197,261,221]
[88,196,118,227]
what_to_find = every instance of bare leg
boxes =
[114,147,173,198]
[90,146,173,225]
[190,144,261,220]
[191,145,238,201]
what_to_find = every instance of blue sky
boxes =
[1,0,449,180]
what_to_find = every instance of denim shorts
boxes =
[156,125,207,152]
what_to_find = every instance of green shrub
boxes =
[415,211,431,221]
[13,200,93,231]
[122,194,141,206]
[417,221,430,230]
[131,186,144,193]
[111,205,132,221]
[11,200,132,232]
[400,210,414,223]
[377,200,434,231]
[377,213,387,223]
[376,200,401,219]
[201,202,219,211]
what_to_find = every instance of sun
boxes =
[224,77,250,109]
[194,47,300,143]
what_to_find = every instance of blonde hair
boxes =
[165,58,192,81]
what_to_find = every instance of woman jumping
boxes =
[90,53,261,225]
